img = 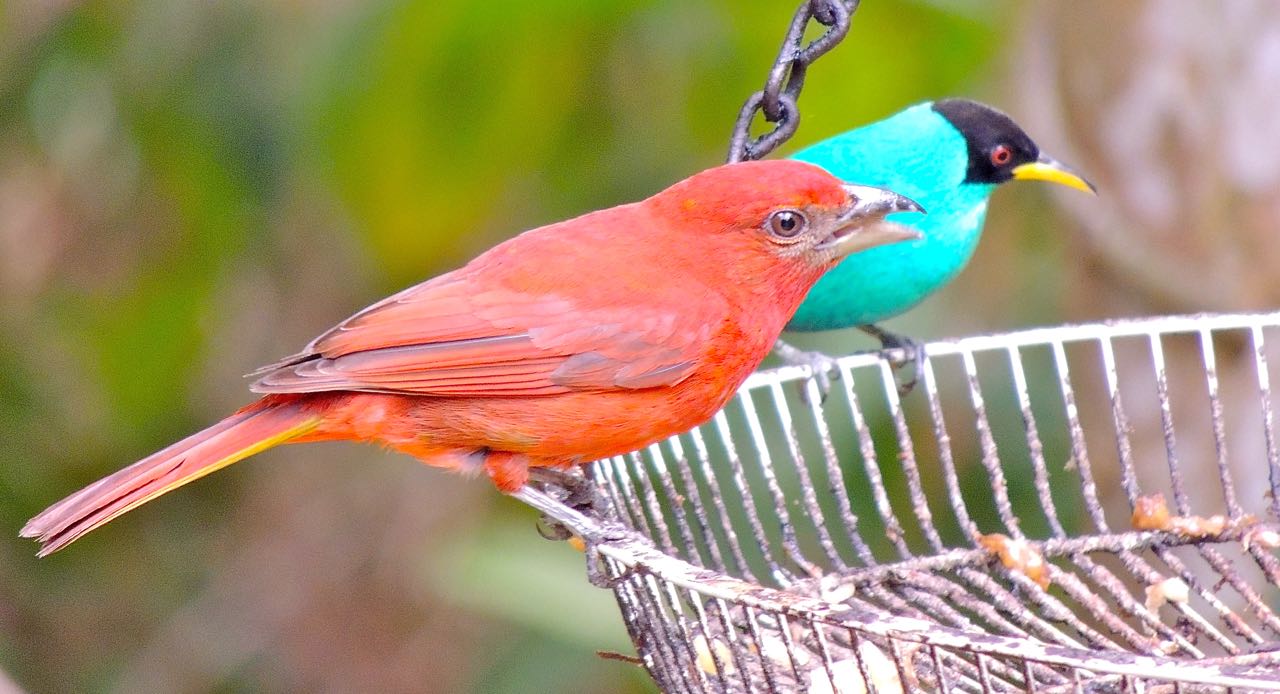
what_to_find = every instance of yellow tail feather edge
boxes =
[41,416,323,556]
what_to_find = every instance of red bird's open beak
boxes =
[815,184,924,256]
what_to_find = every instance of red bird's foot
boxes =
[529,465,598,511]
[485,452,532,493]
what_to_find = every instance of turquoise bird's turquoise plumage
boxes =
[784,99,1093,335]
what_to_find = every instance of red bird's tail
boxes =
[21,398,321,556]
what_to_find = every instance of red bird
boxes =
[23,160,921,555]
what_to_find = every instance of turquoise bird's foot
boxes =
[773,339,844,402]
[859,324,925,396]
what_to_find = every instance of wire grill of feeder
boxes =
[516,311,1280,692]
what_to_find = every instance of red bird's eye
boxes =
[766,209,807,239]
[991,144,1013,166]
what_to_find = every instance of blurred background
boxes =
[3,0,1279,692]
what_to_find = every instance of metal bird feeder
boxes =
[517,312,1280,692]
[516,1,1280,690]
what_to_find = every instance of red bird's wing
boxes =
[250,275,720,397]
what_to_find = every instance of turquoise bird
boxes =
[778,99,1095,387]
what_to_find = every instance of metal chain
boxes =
[726,0,861,163]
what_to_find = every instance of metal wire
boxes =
[519,312,1280,692]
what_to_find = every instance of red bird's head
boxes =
[646,159,923,277]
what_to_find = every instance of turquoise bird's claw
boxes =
[774,327,925,402]
[773,339,844,402]
[859,324,925,396]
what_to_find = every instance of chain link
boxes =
[726,0,861,163]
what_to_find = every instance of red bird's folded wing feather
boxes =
[251,275,719,397]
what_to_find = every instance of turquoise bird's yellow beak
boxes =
[1012,155,1097,195]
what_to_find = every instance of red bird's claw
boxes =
[528,467,597,510]
[536,515,576,542]
[587,554,638,589]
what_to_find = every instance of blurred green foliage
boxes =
[0,0,1012,691]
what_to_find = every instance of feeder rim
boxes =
[747,310,1280,389]
[516,485,1280,690]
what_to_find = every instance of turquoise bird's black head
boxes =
[932,98,1095,192]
